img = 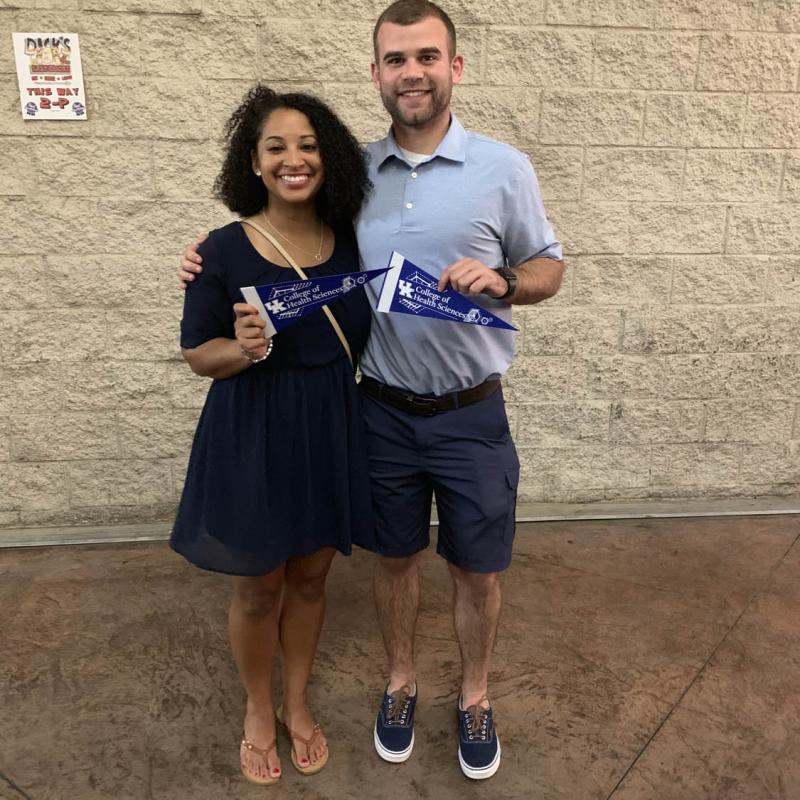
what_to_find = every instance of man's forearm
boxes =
[507,257,564,305]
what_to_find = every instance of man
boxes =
[180,0,563,780]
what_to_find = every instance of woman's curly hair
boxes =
[214,85,370,226]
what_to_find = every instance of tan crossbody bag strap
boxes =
[241,218,353,368]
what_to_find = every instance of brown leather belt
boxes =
[360,376,500,417]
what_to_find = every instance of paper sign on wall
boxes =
[12,33,87,120]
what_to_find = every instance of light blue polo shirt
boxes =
[357,115,562,396]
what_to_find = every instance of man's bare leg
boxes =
[373,554,420,692]
[448,564,502,707]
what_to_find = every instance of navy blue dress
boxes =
[171,222,373,576]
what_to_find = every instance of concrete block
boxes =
[705,399,796,443]
[653,0,760,30]
[0,257,50,310]
[536,444,652,490]
[43,254,162,309]
[0,138,36,195]
[727,205,800,253]
[0,463,69,512]
[260,20,374,83]
[0,419,8,462]
[609,400,705,443]
[166,362,211,409]
[684,149,784,202]
[83,0,199,11]
[9,412,119,461]
[317,83,388,144]
[716,306,800,352]
[541,91,644,146]
[547,202,630,254]
[766,257,800,303]
[593,33,700,90]
[743,94,800,147]
[487,29,593,87]
[780,151,800,201]
[97,199,230,253]
[583,148,684,202]
[572,256,672,306]
[67,459,175,507]
[570,355,665,399]
[117,409,198,459]
[670,255,767,304]
[450,86,542,148]
[651,443,741,486]
[106,309,183,361]
[1,310,102,363]
[697,33,800,91]
[59,363,172,410]
[740,442,800,483]
[31,139,153,199]
[0,197,100,255]
[629,204,726,254]
[516,402,609,447]
[643,93,746,147]
[621,309,717,354]
[548,0,652,27]
[140,16,257,80]
[502,356,571,402]
[524,307,622,355]
[90,78,256,141]
[527,146,583,202]
[152,140,223,202]
[0,364,64,415]
[760,0,800,32]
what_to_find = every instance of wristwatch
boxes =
[494,265,517,300]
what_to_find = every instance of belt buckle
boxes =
[405,393,439,416]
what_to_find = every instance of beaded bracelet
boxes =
[241,338,273,364]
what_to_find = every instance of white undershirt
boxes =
[398,146,430,168]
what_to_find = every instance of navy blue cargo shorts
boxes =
[360,385,520,573]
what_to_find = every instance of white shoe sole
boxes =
[458,739,501,780]
[374,721,414,763]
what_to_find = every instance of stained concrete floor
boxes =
[1,515,798,800]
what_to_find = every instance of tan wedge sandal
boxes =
[240,736,281,785]
[276,707,329,775]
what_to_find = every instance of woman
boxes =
[171,86,372,785]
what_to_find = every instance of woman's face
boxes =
[252,108,324,208]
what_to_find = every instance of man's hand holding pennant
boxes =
[376,252,517,331]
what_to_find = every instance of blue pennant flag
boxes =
[241,268,390,337]
[376,252,517,331]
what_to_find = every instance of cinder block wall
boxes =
[1,0,799,529]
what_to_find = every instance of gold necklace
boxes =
[262,210,325,261]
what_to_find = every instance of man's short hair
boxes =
[373,0,457,60]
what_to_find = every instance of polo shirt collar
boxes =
[375,114,468,169]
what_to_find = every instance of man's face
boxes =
[371,16,463,129]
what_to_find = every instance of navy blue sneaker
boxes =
[457,697,501,779]
[374,684,416,763]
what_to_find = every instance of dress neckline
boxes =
[237,221,337,272]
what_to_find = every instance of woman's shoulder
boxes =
[198,221,244,258]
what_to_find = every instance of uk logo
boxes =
[266,299,286,314]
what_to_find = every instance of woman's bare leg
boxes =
[278,547,337,767]
[229,567,285,780]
